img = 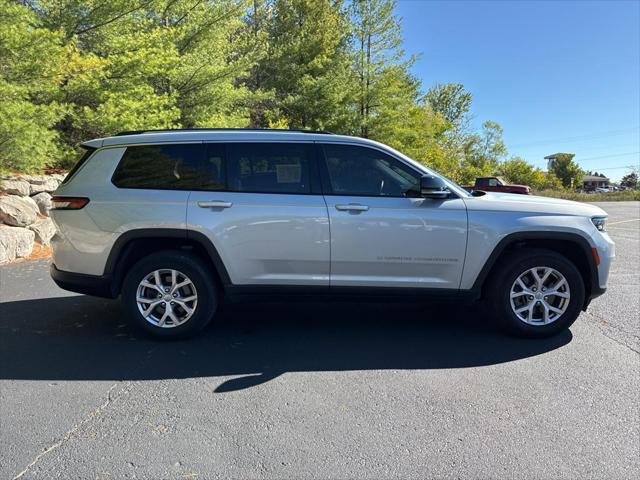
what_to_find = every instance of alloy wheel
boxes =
[509,266,571,325]
[135,269,198,328]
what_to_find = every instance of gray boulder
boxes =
[28,217,56,245]
[1,179,31,196]
[0,195,39,227]
[28,177,59,194]
[0,226,35,262]
[50,173,67,182]
[31,192,53,216]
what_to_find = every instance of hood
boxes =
[463,192,607,217]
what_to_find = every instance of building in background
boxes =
[582,174,610,191]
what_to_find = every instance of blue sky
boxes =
[395,0,640,181]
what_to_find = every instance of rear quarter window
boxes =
[60,147,96,185]
[112,144,225,191]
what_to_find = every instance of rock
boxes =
[28,217,56,245]
[50,173,67,182]
[28,177,59,194]
[31,192,53,216]
[1,179,31,196]
[0,226,35,262]
[0,195,39,227]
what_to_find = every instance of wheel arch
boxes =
[472,231,599,309]
[104,229,231,297]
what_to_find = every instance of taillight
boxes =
[51,196,90,210]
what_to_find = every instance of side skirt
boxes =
[224,285,475,304]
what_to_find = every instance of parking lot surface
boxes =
[1,201,638,479]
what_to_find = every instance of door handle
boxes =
[197,200,233,209]
[335,204,369,212]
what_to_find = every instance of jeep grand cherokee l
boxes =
[49,129,614,339]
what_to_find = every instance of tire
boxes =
[121,250,219,339]
[488,248,585,338]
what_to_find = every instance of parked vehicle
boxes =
[594,187,610,193]
[464,176,531,194]
[50,129,614,339]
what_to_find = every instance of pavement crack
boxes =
[598,328,640,355]
[12,382,128,480]
[583,312,640,355]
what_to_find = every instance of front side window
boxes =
[321,144,420,197]
[227,143,313,194]
[112,144,224,190]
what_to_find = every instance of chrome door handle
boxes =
[335,204,369,212]
[197,200,233,209]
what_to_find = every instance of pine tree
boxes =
[351,0,414,138]
[0,0,67,171]
[259,0,356,131]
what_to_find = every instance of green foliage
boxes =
[548,153,584,188]
[497,157,563,190]
[424,83,472,133]
[257,0,356,131]
[620,170,638,187]
[0,0,577,190]
[0,0,67,171]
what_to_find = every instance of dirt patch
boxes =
[10,242,52,264]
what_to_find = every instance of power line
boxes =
[577,151,640,163]
[508,127,640,149]
[586,165,638,171]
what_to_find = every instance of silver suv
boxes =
[49,129,614,339]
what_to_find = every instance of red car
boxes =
[465,176,531,194]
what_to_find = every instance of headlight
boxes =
[591,216,607,232]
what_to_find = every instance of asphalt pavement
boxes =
[1,201,638,479]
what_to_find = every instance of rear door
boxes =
[319,143,468,289]
[187,142,330,287]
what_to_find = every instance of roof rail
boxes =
[114,128,334,136]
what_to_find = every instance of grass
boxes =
[534,189,640,202]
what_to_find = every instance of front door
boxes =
[319,143,467,289]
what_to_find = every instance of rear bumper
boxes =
[50,264,116,299]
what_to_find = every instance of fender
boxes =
[468,231,601,305]
[104,228,232,293]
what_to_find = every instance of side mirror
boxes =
[420,175,449,199]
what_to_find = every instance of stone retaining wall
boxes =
[0,174,65,263]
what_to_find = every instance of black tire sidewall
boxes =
[122,251,218,339]
[492,250,585,337]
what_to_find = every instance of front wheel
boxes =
[122,250,219,339]
[489,249,585,337]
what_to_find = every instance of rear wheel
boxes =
[489,249,585,337]
[122,250,218,339]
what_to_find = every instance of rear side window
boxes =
[112,144,224,191]
[227,143,313,194]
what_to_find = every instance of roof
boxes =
[583,175,610,182]
[113,128,333,136]
[544,153,575,159]
[81,129,376,149]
